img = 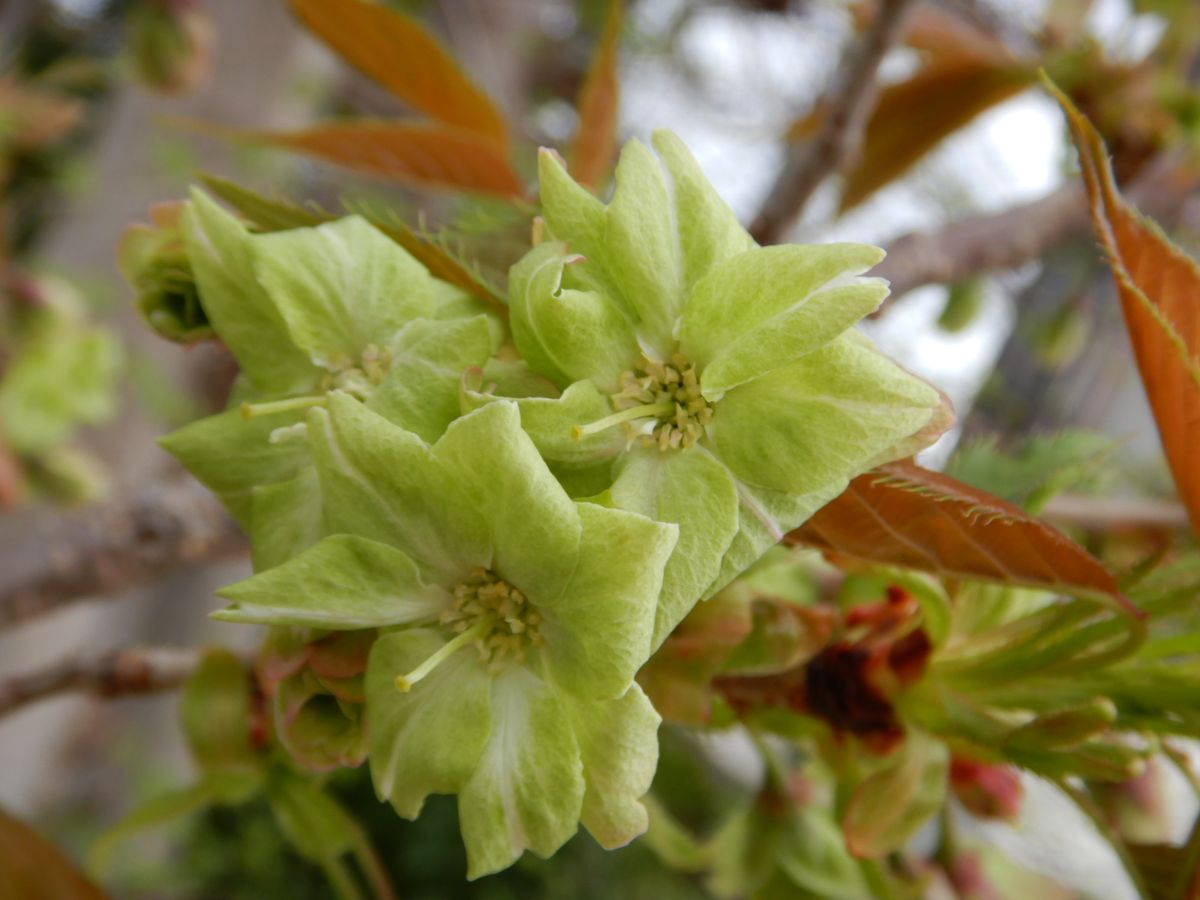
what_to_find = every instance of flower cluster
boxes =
[157,132,946,877]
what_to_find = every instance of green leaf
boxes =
[565,684,661,849]
[508,241,638,391]
[367,628,491,818]
[88,782,217,876]
[432,400,583,606]
[182,189,314,393]
[0,326,122,455]
[251,215,434,370]
[711,334,940,495]
[267,776,358,864]
[215,534,449,628]
[307,393,488,582]
[180,648,256,773]
[680,244,888,396]
[651,130,755,288]
[610,446,740,647]
[458,667,584,878]
[604,139,685,354]
[842,732,948,858]
[540,502,676,699]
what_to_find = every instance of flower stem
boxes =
[395,618,492,692]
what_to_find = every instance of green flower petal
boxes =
[565,684,661,849]
[248,468,323,571]
[215,534,448,628]
[461,380,625,468]
[605,139,685,354]
[182,190,314,393]
[459,667,584,879]
[610,447,740,647]
[158,407,309,527]
[432,401,582,605]
[541,502,676,700]
[368,316,494,443]
[536,149,619,302]
[509,242,638,391]
[251,215,434,370]
[681,243,887,395]
[710,335,940,495]
[308,393,489,581]
[367,629,491,819]
[650,130,755,288]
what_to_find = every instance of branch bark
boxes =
[0,645,210,719]
[748,0,916,244]
[873,152,1196,306]
[0,479,246,629]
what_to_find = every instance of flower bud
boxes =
[126,0,214,95]
[119,201,211,343]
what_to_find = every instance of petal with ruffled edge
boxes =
[458,666,584,879]
[610,446,739,648]
[540,502,676,700]
[367,629,491,819]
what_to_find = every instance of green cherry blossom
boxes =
[159,190,498,568]
[212,398,678,877]
[483,132,950,647]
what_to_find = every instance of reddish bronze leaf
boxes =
[570,0,622,190]
[287,0,509,152]
[0,808,108,899]
[1049,80,1200,540]
[221,121,524,198]
[786,460,1137,616]
[838,59,1033,211]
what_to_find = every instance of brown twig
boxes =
[0,479,246,629]
[748,0,917,244]
[0,645,210,719]
[1041,494,1191,533]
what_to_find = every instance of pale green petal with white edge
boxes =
[251,215,434,371]
[158,406,310,527]
[540,502,676,701]
[458,667,585,879]
[610,447,739,648]
[182,190,314,393]
[307,393,489,582]
[604,139,685,355]
[248,468,323,572]
[565,684,661,849]
[710,334,940,495]
[432,401,583,606]
[368,316,494,443]
[680,243,888,396]
[215,534,449,628]
[509,241,639,392]
[650,130,755,288]
[367,629,491,819]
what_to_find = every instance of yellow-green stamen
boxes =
[240,395,327,420]
[571,401,675,440]
[394,617,493,693]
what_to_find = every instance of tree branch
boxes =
[0,645,211,719]
[749,0,917,244]
[873,153,1196,306]
[1041,494,1191,533]
[0,479,246,629]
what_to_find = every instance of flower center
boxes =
[574,354,714,451]
[240,344,394,420]
[394,569,544,692]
